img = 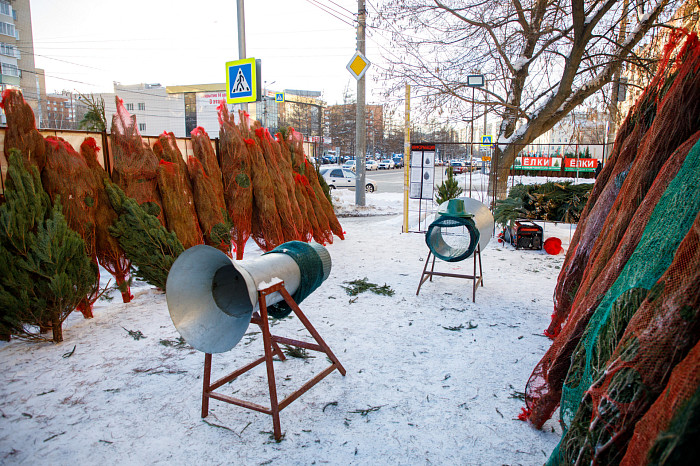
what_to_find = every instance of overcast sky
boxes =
[29,0,389,105]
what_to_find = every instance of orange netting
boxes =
[157,159,203,249]
[217,104,253,259]
[553,209,700,463]
[110,97,165,226]
[153,131,192,190]
[0,89,46,171]
[253,123,302,242]
[620,339,700,465]
[238,112,284,251]
[41,136,100,317]
[187,155,231,256]
[79,138,132,303]
[524,31,700,429]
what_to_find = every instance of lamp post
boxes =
[466,74,485,198]
[263,80,276,128]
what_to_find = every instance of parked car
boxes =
[447,160,467,174]
[378,159,395,169]
[319,167,378,193]
[366,160,379,171]
[342,160,356,171]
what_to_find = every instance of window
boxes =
[329,169,343,178]
[0,43,18,58]
[125,103,134,111]
[0,2,10,17]
[0,22,14,37]
[137,103,145,111]
[1,62,19,77]
[139,123,146,132]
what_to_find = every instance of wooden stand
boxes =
[201,281,346,441]
[416,245,483,302]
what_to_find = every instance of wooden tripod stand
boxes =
[416,244,483,302]
[201,281,346,441]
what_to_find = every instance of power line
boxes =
[302,0,355,27]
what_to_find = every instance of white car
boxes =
[320,167,378,193]
[378,159,395,169]
[342,160,356,172]
[365,160,379,171]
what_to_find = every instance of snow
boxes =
[0,179,578,464]
[258,277,283,291]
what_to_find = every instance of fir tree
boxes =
[0,150,96,342]
[435,166,463,205]
[104,180,184,291]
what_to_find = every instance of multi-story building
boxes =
[324,103,383,157]
[0,0,46,126]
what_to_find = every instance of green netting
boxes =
[547,135,700,464]
[264,241,325,319]
[425,215,479,262]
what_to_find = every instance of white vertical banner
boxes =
[409,144,436,200]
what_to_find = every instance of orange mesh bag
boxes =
[153,131,192,189]
[524,31,700,429]
[238,112,284,251]
[191,126,225,200]
[273,130,311,241]
[217,104,252,259]
[79,138,132,303]
[549,208,700,464]
[187,156,231,255]
[41,137,100,317]
[110,97,165,226]
[620,340,700,465]
[278,129,328,244]
[157,159,203,249]
[1,89,46,171]
[253,124,301,242]
[547,30,691,339]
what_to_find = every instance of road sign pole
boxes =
[355,0,367,206]
[236,0,247,112]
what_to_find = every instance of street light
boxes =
[263,80,276,128]
[467,74,485,198]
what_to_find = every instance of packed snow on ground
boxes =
[1,178,589,465]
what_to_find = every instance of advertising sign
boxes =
[564,157,598,172]
[409,143,436,200]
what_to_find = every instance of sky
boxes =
[29,0,389,105]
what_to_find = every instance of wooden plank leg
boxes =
[416,251,433,295]
[202,353,212,418]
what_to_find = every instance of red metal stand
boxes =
[416,244,483,302]
[201,281,346,441]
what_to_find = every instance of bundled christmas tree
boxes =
[435,166,463,205]
[0,89,46,171]
[104,180,184,291]
[79,138,133,302]
[0,150,97,342]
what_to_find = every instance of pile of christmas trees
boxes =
[493,181,592,226]
[520,30,700,464]
[0,89,344,342]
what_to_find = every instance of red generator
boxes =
[505,220,543,250]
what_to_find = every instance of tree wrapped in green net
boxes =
[110,97,165,227]
[217,104,253,259]
[0,150,97,342]
[79,138,132,302]
[104,180,183,291]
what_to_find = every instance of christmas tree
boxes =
[104,180,184,291]
[0,150,97,342]
[435,166,463,205]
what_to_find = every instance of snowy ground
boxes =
[0,180,587,465]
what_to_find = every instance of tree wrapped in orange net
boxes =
[40,136,100,317]
[546,30,691,340]
[187,155,231,255]
[217,104,252,259]
[157,159,203,249]
[152,131,202,249]
[79,138,132,303]
[523,31,700,430]
[286,127,344,243]
[620,339,700,465]
[0,89,46,171]
[549,206,700,464]
[277,128,327,244]
[110,97,165,227]
[237,111,284,251]
[253,123,302,242]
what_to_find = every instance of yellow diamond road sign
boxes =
[346,50,371,80]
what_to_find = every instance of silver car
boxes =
[320,167,378,193]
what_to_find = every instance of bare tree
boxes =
[76,92,106,132]
[376,0,679,199]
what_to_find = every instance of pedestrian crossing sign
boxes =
[225,58,260,104]
[481,135,493,147]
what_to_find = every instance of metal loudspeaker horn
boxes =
[165,241,332,354]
